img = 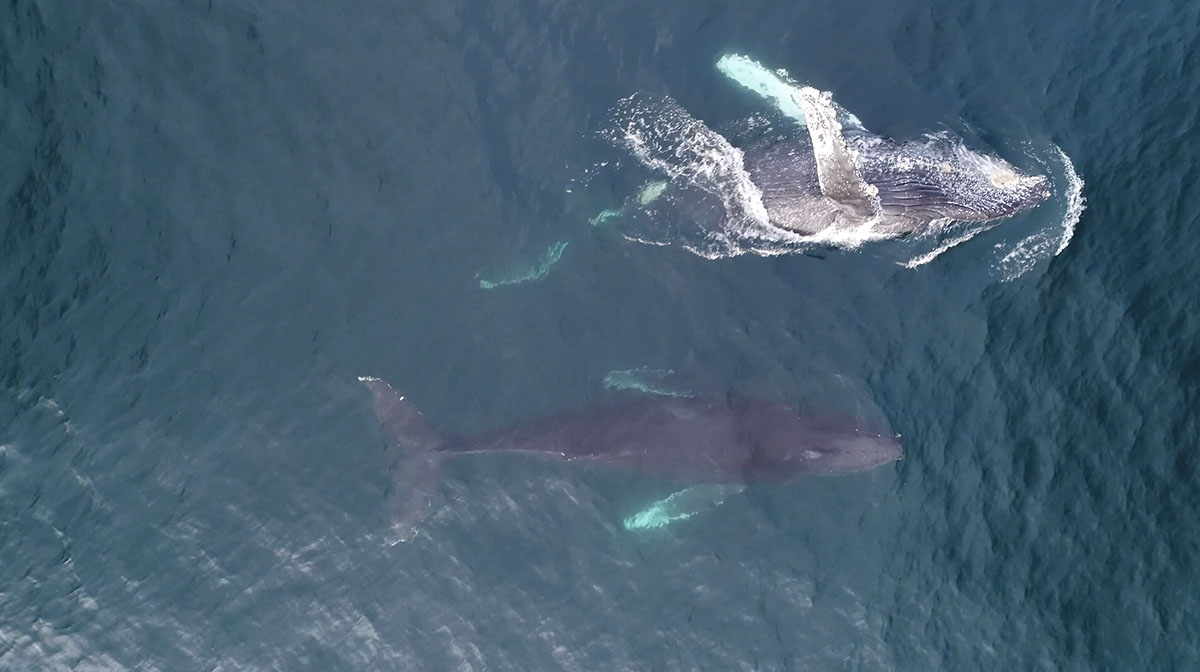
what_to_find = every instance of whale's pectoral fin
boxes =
[623,484,746,531]
[794,87,880,220]
[477,241,569,290]
[602,367,695,398]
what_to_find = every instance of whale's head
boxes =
[739,401,903,480]
[787,428,904,476]
[811,429,902,472]
[867,140,1051,223]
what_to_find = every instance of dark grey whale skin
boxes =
[359,377,902,539]
[743,136,1052,236]
[637,135,1051,239]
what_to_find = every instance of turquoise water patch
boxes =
[602,367,692,398]
[636,180,669,205]
[623,485,745,531]
[588,208,624,227]
[477,241,569,289]
[588,181,669,227]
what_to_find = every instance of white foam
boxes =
[993,144,1085,281]
[995,231,1059,281]
[619,233,671,247]
[1053,144,1085,256]
[899,225,982,268]
[613,94,802,258]
[617,98,771,226]
[798,218,893,249]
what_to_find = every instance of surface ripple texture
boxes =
[1,1,1196,670]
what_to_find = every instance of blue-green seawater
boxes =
[2,1,1196,669]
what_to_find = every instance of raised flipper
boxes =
[715,53,870,132]
[359,376,446,543]
[623,484,746,531]
[794,87,880,220]
[716,53,809,126]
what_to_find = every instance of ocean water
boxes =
[2,0,1197,669]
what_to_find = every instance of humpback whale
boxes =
[359,377,902,541]
[742,87,1051,236]
[606,60,1051,249]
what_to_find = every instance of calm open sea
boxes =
[2,0,1197,669]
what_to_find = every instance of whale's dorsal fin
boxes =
[794,87,880,220]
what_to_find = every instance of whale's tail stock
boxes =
[358,376,444,543]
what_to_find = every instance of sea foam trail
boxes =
[609,93,818,258]
[612,94,771,227]
[993,145,1085,281]
[899,224,983,269]
[1053,145,1085,256]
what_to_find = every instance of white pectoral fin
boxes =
[794,87,880,220]
[601,366,695,399]
[623,484,746,531]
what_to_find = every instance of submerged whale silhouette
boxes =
[359,377,902,541]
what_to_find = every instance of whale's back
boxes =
[442,397,750,483]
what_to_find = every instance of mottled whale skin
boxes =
[359,377,901,540]
[743,132,1052,237]
[627,86,1051,240]
[753,87,1052,236]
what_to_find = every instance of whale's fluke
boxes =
[358,376,443,543]
[793,87,880,220]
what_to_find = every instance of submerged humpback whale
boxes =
[359,377,902,540]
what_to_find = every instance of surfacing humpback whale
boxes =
[359,377,902,541]
[606,73,1051,248]
[747,87,1051,236]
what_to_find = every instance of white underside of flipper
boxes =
[716,53,810,125]
[623,484,746,530]
[715,53,868,131]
